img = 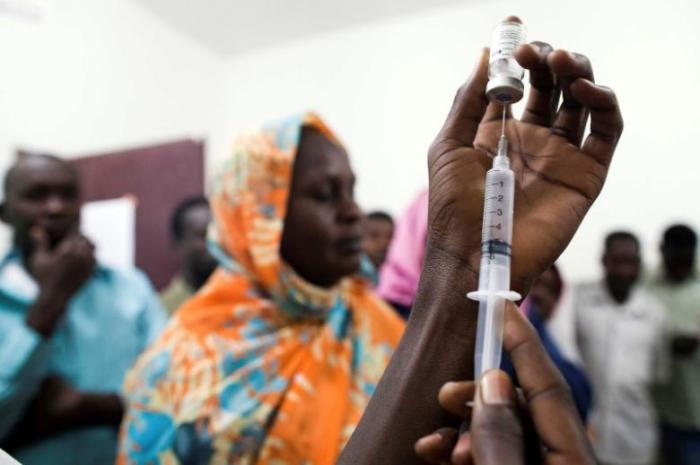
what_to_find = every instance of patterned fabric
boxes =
[117,113,404,465]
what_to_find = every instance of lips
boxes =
[36,217,79,241]
[42,219,75,234]
[335,235,363,255]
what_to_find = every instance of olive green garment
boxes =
[647,273,700,430]
[160,275,195,316]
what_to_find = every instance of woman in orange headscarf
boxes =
[117,113,404,465]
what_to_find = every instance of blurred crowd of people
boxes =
[378,190,700,465]
[0,45,693,465]
[2,149,697,465]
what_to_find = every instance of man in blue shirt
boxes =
[0,154,166,465]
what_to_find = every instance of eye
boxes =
[59,185,79,200]
[310,186,334,203]
[22,186,49,201]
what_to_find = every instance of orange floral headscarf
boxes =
[118,113,404,465]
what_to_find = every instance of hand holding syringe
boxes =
[339,15,625,461]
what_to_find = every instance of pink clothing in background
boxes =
[378,189,428,307]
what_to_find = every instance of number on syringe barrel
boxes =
[484,178,507,261]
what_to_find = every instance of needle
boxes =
[501,104,506,137]
[498,104,508,157]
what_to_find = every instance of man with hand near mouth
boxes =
[0,154,166,465]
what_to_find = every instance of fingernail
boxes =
[442,381,458,391]
[453,433,471,458]
[416,432,442,448]
[479,370,514,405]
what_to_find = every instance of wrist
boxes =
[423,233,481,272]
[425,237,534,297]
[25,291,70,337]
[38,282,74,305]
[410,242,480,330]
[79,393,125,427]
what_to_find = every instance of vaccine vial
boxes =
[486,20,526,104]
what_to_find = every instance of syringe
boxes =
[467,106,521,379]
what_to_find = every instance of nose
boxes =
[45,194,68,215]
[338,197,362,224]
[616,265,639,282]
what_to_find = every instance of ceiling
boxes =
[136,0,467,56]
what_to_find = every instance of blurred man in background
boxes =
[524,264,592,421]
[572,231,666,465]
[160,196,218,315]
[361,210,394,272]
[0,154,166,465]
[648,224,700,465]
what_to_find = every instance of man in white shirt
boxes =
[573,231,666,465]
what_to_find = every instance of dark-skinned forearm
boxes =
[2,393,124,450]
[46,392,125,431]
[24,290,71,338]
[338,245,479,465]
[73,393,125,428]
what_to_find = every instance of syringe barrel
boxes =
[473,163,516,379]
[475,294,506,377]
[480,165,515,269]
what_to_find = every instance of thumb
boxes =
[30,226,50,254]
[467,370,524,465]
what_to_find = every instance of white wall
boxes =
[219,0,700,281]
[0,0,226,248]
[2,0,699,281]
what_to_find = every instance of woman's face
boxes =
[280,126,363,287]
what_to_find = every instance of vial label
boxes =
[490,23,525,63]
[486,21,526,103]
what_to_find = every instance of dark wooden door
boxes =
[71,140,205,290]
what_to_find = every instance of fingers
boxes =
[571,78,624,166]
[514,42,560,126]
[65,234,95,256]
[415,428,459,464]
[502,302,594,462]
[451,431,474,465]
[547,50,594,146]
[30,226,50,254]
[72,234,95,250]
[469,370,524,465]
[61,234,97,275]
[438,381,476,418]
[433,48,490,152]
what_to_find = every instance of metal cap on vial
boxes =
[485,76,524,104]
